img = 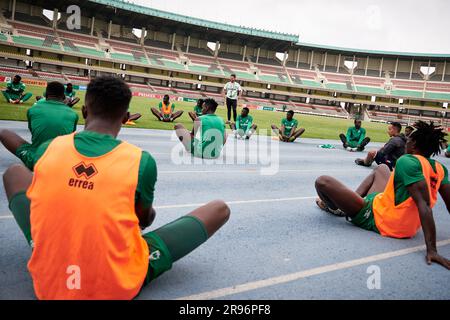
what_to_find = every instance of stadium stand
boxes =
[0,0,449,126]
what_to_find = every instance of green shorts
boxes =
[349,192,380,233]
[8,192,208,285]
[15,143,35,170]
[142,215,208,283]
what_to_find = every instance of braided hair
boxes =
[409,121,447,158]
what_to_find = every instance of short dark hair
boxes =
[287,110,294,115]
[45,81,65,98]
[14,75,21,81]
[242,107,249,113]
[163,94,169,99]
[390,122,402,132]
[410,121,447,158]
[66,83,72,87]
[85,76,131,120]
[230,74,236,78]
[196,98,204,107]
[204,98,218,112]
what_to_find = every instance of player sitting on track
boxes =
[174,98,227,159]
[151,94,183,122]
[355,122,406,170]
[2,76,231,300]
[2,75,32,104]
[271,110,305,142]
[339,119,371,151]
[188,99,204,121]
[0,81,78,170]
[315,121,450,269]
[229,107,257,140]
[63,83,80,108]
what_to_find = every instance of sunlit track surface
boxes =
[0,120,449,300]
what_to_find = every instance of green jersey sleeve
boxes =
[394,155,425,187]
[135,151,157,209]
[441,164,449,185]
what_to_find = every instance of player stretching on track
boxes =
[151,95,183,122]
[315,121,450,269]
[271,110,305,142]
[2,76,231,299]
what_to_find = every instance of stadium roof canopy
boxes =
[33,0,298,51]
[28,0,450,58]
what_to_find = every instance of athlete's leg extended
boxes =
[355,149,377,166]
[142,200,230,283]
[354,164,390,197]
[20,93,32,103]
[0,129,29,157]
[315,164,390,218]
[2,90,12,103]
[66,97,80,108]
[174,123,193,153]
[3,164,33,244]
[245,124,257,139]
[288,128,306,142]
[151,107,163,121]
[271,124,284,140]
[188,111,197,121]
[315,176,365,218]
[129,113,142,121]
[171,110,184,121]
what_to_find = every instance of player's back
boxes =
[27,99,78,147]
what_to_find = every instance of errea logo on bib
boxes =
[68,162,97,190]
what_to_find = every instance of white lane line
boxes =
[154,196,316,209]
[0,196,316,219]
[158,168,366,174]
[176,239,450,300]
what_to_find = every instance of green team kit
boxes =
[236,115,253,133]
[351,154,450,232]
[16,99,79,169]
[193,114,226,159]
[2,80,32,103]
[346,126,366,148]
[281,118,298,136]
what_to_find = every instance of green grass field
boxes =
[0,83,391,142]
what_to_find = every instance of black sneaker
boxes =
[355,158,371,167]
[357,137,371,151]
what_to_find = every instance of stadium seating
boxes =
[2,13,450,108]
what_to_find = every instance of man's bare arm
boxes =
[438,183,450,214]
[135,203,156,229]
[408,181,450,269]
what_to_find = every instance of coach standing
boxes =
[223,74,242,124]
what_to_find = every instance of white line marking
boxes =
[154,196,316,209]
[158,168,366,174]
[176,239,450,300]
[0,196,316,219]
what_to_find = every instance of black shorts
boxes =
[226,97,237,109]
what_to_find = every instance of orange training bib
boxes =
[372,155,444,238]
[26,133,149,300]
